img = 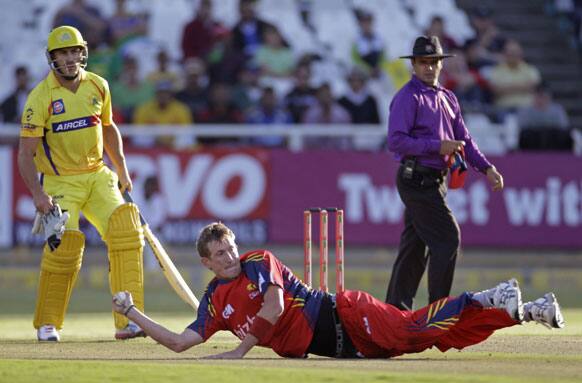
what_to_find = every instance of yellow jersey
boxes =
[20,69,113,176]
[132,99,192,125]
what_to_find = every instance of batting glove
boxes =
[32,203,70,251]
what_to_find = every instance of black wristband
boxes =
[124,305,135,316]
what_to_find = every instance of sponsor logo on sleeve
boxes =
[52,116,98,133]
[25,107,34,122]
[52,99,65,115]
[246,283,260,299]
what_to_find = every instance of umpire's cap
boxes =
[400,36,455,59]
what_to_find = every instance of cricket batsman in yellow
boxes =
[18,25,145,341]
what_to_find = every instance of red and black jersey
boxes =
[188,250,325,357]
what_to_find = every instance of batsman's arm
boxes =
[103,123,132,193]
[18,137,53,214]
[113,296,202,352]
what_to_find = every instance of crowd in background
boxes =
[1,0,579,151]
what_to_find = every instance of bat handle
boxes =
[120,187,147,226]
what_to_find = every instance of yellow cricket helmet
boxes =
[46,26,88,71]
[47,26,87,52]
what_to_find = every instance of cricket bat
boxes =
[122,190,200,311]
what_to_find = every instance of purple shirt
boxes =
[387,75,491,172]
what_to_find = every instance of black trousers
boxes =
[385,164,460,310]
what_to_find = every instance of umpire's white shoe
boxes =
[524,293,565,329]
[37,325,60,342]
[492,278,524,321]
[115,322,146,340]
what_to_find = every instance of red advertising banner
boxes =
[7,146,582,248]
[11,147,271,245]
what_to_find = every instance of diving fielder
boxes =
[112,222,564,359]
[18,25,145,341]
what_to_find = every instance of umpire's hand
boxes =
[440,140,465,155]
[486,166,504,191]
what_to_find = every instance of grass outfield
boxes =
[1,311,581,383]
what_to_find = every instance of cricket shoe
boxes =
[492,278,524,321]
[38,325,60,342]
[524,293,565,329]
[115,322,146,340]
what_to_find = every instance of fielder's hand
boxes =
[112,291,135,316]
[203,349,246,359]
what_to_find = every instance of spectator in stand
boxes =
[111,55,154,122]
[338,68,380,124]
[468,6,507,64]
[86,39,116,80]
[489,39,541,112]
[351,9,409,89]
[246,87,292,147]
[441,50,492,112]
[132,80,193,148]
[463,38,497,71]
[146,50,182,90]
[181,0,229,62]
[424,15,459,52]
[1,66,30,123]
[108,0,149,49]
[231,0,279,60]
[176,58,209,119]
[517,84,572,151]
[284,64,317,123]
[196,83,245,145]
[303,83,352,150]
[52,0,109,48]
[232,64,262,114]
[517,84,570,131]
[254,26,295,78]
[351,10,385,78]
[550,0,582,51]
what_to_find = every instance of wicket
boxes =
[303,208,344,293]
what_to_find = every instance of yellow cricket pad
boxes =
[106,203,145,329]
[34,230,85,330]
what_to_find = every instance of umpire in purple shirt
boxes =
[385,36,504,310]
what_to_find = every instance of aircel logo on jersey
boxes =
[52,116,97,133]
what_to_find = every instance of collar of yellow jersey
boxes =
[48,69,87,89]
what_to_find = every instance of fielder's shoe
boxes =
[492,278,524,321]
[524,293,565,329]
[115,322,146,340]
[37,325,60,342]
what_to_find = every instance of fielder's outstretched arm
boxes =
[112,292,202,353]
